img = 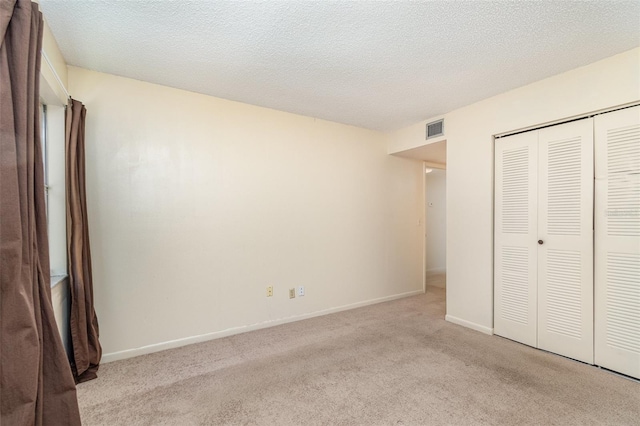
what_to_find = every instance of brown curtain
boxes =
[66,98,102,383]
[0,1,81,424]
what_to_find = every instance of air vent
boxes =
[426,119,444,140]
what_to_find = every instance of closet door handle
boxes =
[538,240,544,245]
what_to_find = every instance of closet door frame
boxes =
[494,103,640,377]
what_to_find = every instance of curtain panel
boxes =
[66,98,102,383]
[0,0,81,424]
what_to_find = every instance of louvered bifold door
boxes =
[537,119,594,364]
[594,106,640,379]
[494,131,538,347]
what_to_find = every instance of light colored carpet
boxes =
[425,273,446,289]
[78,286,640,425]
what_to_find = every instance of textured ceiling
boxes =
[39,1,640,131]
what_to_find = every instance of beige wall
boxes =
[68,67,425,360]
[388,47,640,334]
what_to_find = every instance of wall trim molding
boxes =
[445,314,494,335]
[102,289,424,363]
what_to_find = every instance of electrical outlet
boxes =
[298,286,305,297]
[267,286,273,297]
[289,288,296,299]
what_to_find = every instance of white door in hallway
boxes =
[594,106,640,379]
[494,131,538,347]
[537,119,594,364]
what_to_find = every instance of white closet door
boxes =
[537,119,594,364]
[595,106,640,379]
[494,131,538,347]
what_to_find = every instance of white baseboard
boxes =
[445,314,494,335]
[102,289,424,363]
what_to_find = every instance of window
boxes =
[38,101,67,281]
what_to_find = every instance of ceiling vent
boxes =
[426,119,444,140]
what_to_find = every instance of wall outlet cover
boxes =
[298,286,305,296]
